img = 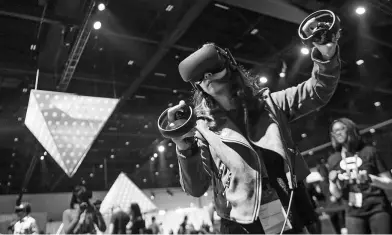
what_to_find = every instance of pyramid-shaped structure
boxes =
[25,90,119,177]
[100,172,158,214]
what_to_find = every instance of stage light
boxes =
[374,101,381,107]
[369,128,375,134]
[159,210,166,215]
[259,76,268,84]
[165,4,174,12]
[279,72,286,78]
[301,47,310,55]
[153,153,158,158]
[40,156,44,160]
[355,6,366,15]
[356,59,364,65]
[158,145,165,152]
[98,3,105,11]
[93,21,102,30]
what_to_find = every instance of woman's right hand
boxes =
[167,100,196,151]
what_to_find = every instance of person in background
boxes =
[93,200,102,212]
[108,206,130,234]
[148,216,160,234]
[13,202,39,234]
[62,185,106,234]
[328,118,392,234]
[177,215,188,234]
[128,203,145,234]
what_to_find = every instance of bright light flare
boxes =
[93,21,102,30]
[259,76,268,84]
[98,3,106,11]
[356,59,364,65]
[301,47,310,55]
[355,6,366,15]
[158,145,165,152]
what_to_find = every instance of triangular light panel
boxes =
[25,90,119,177]
[100,172,158,214]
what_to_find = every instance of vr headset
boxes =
[178,43,238,87]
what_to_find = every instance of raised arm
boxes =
[177,135,212,197]
[62,209,80,234]
[271,46,341,122]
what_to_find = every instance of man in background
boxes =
[148,216,160,234]
[13,202,39,234]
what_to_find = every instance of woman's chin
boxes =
[208,82,230,95]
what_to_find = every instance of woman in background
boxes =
[62,185,106,234]
[328,118,392,234]
[128,203,145,234]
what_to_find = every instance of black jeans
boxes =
[345,211,391,234]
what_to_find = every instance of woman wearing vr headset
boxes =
[328,118,392,234]
[166,15,341,234]
[62,185,106,234]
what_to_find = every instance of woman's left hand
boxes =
[313,30,340,60]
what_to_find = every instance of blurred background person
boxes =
[328,118,392,234]
[108,206,130,234]
[127,203,145,234]
[148,216,160,234]
[62,185,106,234]
[13,202,39,234]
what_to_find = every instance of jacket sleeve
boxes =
[177,136,212,197]
[271,46,341,122]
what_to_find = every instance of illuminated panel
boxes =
[24,90,119,177]
[100,172,157,214]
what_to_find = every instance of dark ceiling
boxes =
[1,0,392,195]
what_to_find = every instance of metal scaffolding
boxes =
[57,0,96,91]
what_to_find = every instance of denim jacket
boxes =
[177,47,341,224]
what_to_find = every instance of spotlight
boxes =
[98,3,106,11]
[93,21,102,30]
[158,145,165,152]
[301,47,310,55]
[40,156,44,160]
[279,72,286,78]
[259,76,268,84]
[356,59,364,65]
[374,101,381,107]
[355,6,366,15]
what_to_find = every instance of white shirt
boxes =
[13,215,39,234]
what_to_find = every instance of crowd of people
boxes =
[6,116,392,235]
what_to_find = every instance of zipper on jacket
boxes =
[219,137,262,222]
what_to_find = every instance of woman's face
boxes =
[198,69,231,97]
[332,122,348,144]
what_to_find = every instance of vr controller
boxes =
[157,105,196,139]
[298,10,341,47]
